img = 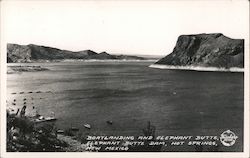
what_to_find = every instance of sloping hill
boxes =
[7,44,145,63]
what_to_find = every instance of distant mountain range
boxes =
[154,33,244,69]
[7,44,147,63]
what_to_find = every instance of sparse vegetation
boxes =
[7,111,68,152]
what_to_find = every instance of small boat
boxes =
[106,120,113,125]
[35,116,57,123]
[57,129,64,134]
[84,124,91,129]
[71,127,79,131]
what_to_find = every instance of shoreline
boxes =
[7,65,49,74]
[60,59,157,62]
[149,64,244,73]
[7,59,158,64]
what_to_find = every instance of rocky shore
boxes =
[7,108,88,152]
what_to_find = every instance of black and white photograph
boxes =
[0,0,249,157]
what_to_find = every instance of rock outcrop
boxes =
[7,44,145,63]
[155,33,244,68]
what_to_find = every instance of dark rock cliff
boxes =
[155,33,244,68]
[7,44,145,63]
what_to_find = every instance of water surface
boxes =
[7,61,244,151]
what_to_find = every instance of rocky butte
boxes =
[150,33,244,72]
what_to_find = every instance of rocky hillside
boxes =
[7,44,145,63]
[155,33,244,68]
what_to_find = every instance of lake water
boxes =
[7,61,244,151]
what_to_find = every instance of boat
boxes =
[71,127,79,131]
[35,116,57,123]
[106,120,113,125]
[57,129,64,134]
[84,124,91,129]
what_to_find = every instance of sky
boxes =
[1,0,249,56]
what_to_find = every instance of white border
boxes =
[1,0,249,158]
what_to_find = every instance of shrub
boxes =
[7,112,68,152]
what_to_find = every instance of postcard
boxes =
[1,0,249,158]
